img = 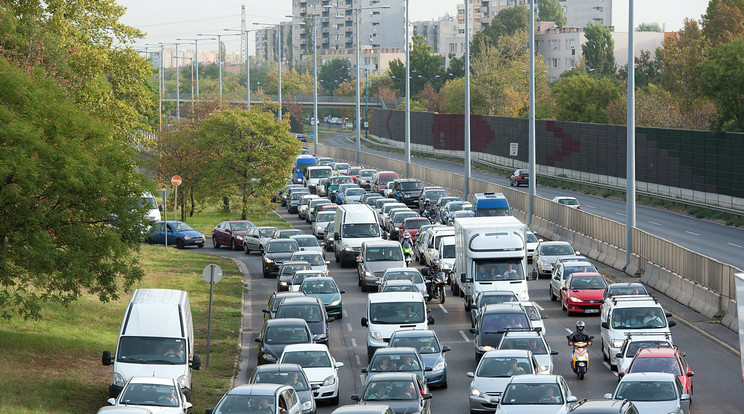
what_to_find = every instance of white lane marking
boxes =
[602,362,619,376]
[359,374,366,384]
[347,323,353,332]
[649,221,662,226]
[565,328,574,334]
[685,231,700,236]
[534,302,545,311]
[615,212,626,217]
[584,205,596,209]
[355,355,361,365]
[438,304,448,314]
[728,242,743,248]
[343,309,348,318]
[351,338,357,347]
[459,330,471,342]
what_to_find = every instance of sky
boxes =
[120,0,709,54]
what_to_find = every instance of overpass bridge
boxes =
[161,93,387,109]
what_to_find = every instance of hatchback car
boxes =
[560,272,608,316]
[552,196,581,210]
[206,383,302,414]
[106,377,191,414]
[604,372,690,414]
[400,217,430,241]
[300,276,345,319]
[496,329,558,375]
[387,210,420,240]
[255,318,313,365]
[495,374,577,413]
[362,347,429,383]
[243,226,280,254]
[275,229,305,240]
[615,333,674,375]
[533,241,578,279]
[439,201,473,225]
[212,220,255,250]
[358,241,406,292]
[338,187,367,205]
[280,344,344,405]
[510,169,529,187]
[275,296,332,345]
[264,291,307,321]
[290,270,326,292]
[352,373,431,414]
[390,178,424,207]
[372,171,400,195]
[313,211,336,238]
[467,350,540,414]
[447,210,476,225]
[549,260,598,301]
[290,250,328,273]
[379,280,421,294]
[358,169,378,189]
[470,304,531,361]
[148,221,206,249]
[619,347,693,399]
[249,363,318,414]
[388,330,451,388]
[263,239,301,278]
[323,221,335,251]
[277,261,313,291]
[470,291,519,328]
[380,268,426,298]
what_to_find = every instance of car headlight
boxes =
[519,289,529,301]
[442,263,452,270]
[313,333,327,341]
[236,235,244,241]
[262,352,277,362]
[370,330,384,341]
[264,257,273,263]
[344,246,353,251]
[330,299,341,306]
[539,365,550,373]
[280,281,288,286]
[433,361,446,371]
[570,296,582,302]
[301,401,313,411]
[184,236,192,240]
[176,375,189,389]
[298,178,303,182]
[612,340,624,349]
[315,225,323,231]
[364,271,373,278]
[478,345,493,352]
[322,375,336,386]
[470,387,483,398]
[113,372,126,387]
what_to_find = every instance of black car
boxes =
[262,239,300,278]
[249,363,318,414]
[567,399,639,413]
[469,303,531,362]
[390,179,424,207]
[510,169,529,187]
[277,261,313,292]
[264,291,307,320]
[275,297,332,345]
[255,318,313,365]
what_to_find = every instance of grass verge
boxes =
[180,203,291,236]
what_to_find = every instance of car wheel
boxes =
[197,244,204,248]
[532,268,538,279]
[510,179,514,186]
[330,395,339,405]
[230,239,237,251]
[212,236,220,248]
[549,287,557,301]
[244,244,251,254]
[175,239,185,250]
[440,379,448,389]
[561,300,567,312]
[335,251,340,263]
[336,312,343,320]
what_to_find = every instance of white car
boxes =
[106,377,191,414]
[290,251,329,273]
[496,330,557,375]
[291,235,325,254]
[532,241,578,279]
[552,196,581,210]
[279,344,344,405]
[494,374,577,413]
[520,301,547,334]
[467,349,540,414]
[605,372,690,414]
[313,211,336,238]
[615,333,674,375]
[525,230,542,264]
[380,267,427,298]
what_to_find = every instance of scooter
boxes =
[567,335,593,380]
[424,262,447,304]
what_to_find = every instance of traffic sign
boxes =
[509,143,519,157]
[202,264,223,284]
[171,175,182,187]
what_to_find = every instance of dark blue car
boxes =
[148,221,206,249]
[389,329,451,388]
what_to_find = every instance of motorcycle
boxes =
[402,245,413,264]
[566,335,593,380]
[424,262,447,304]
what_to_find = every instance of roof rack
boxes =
[610,295,657,305]
[498,327,543,334]
[623,332,672,339]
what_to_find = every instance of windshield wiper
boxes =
[144,359,177,364]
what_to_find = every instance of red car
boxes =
[349,166,363,182]
[620,347,694,398]
[560,272,608,316]
[372,171,399,194]
[400,217,430,241]
[212,220,255,250]
[320,204,338,213]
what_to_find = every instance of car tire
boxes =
[212,236,220,248]
[561,300,567,312]
[230,239,237,251]
[175,239,185,250]
[601,338,609,362]
[336,312,343,320]
[330,395,339,405]
[549,287,557,301]
[440,379,448,389]
[244,244,251,254]
[510,179,514,186]
[197,244,204,248]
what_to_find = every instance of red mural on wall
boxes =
[431,114,497,152]
[545,121,581,166]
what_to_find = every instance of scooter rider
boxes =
[401,232,413,249]
[567,321,591,345]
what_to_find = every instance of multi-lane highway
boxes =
[203,206,744,413]
[322,134,744,271]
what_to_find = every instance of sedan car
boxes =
[494,374,577,413]
[264,291,307,321]
[380,268,427,298]
[439,201,473,225]
[496,330,558,375]
[249,363,318,414]
[277,261,313,291]
[619,347,693,399]
[280,344,344,405]
[388,330,451,388]
[148,221,205,249]
[552,196,581,210]
[363,347,429,383]
[290,251,329,273]
[379,280,420,294]
[338,187,367,205]
[560,272,608,316]
[289,270,326,292]
[470,291,519,328]
[604,372,690,414]
[549,260,598,301]
[351,373,432,414]
[292,235,325,254]
[275,296,331,345]
[399,217,430,241]
[275,229,305,239]
[510,169,529,187]
[263,239,301,278]
[357,241,406,292]
[255,318,313,365]
[106,377,191,414]
[313,211,336,238]
[300,276,345,319]
[243,226,280,254]
[387,210,420,241]
[212,220,255,250]
[467,350,540,414]
[206,383,302,414]
[357,169,378,189]
[532,241,578,279]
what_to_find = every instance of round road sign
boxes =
[202,264,223,284]
[171,175,182,187]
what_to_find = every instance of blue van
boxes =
[470,192,510,217]
[292,154,317,184]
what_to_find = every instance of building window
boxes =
[551,39,559,50]
[536,40,542,51]
[593,6,603,12]
[562,6,567,13]
[450,43,456,53]
[569,58,575,69]
[550,58,558,68]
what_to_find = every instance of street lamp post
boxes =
[254,22,284,119]
[528,0,536,225]
[225,28,261,110]
[364,68,370,140]
[197,33,240,99]
[145,44,163,131]
[174,42,180,121]
[416,74,440,112]
[286,15,320,154]
[626,0,636,268]
[176,38,213,101]
[176,56,195,115]
[464,0,471,198]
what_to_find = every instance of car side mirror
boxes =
[681,393,691,401]
[327,317,335,323]
[191,354,202,370]
[361,368,368,373]
[442,345,451,352]
[427,315,435,325]
[311,384,320,390]
[575,251,581,256]
[262,308,270,314]
[603,393,613,399]
[488,396,500,404]
[665,312,673,318]
[601,322,610,329]
[351,394,361,401]
[334,232,340,239]
[361,317,368,327]
[469,328,477,334]
[567,396,578,403]
[618,372,625,378]
[668,320,677,327]
[255,337,262,343]
[687,371,694,377]
[102,350,113,366]
[158,205,163,212]
[325,260,330,265]
[205,409,214,414]
[561,287,567,290]
[423,393,433,400]
[466,372,474,378]
[107,398,116,406]
[589,335,595,340]
[340,290,346,294]
[541,315,547,319]
[425,367,433,372]
[356,258,362,263]
[184,402,193,410]
[598,299,604,304]
[550,350,559,355]
[335,361,345,368]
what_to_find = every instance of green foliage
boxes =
[395,99,427,111]
[697,37,744,131]
[441,77,466,113]
[447,53,465,78]
[319,58,351,93]
[551,70,621,123]
[387,36,446,97]
[636,22,663,32]
[659,19,708,108]
[701,1,744,47]
[582,23,616,76]
[538,0,566,28]
[616,49,662,88]
[470,6,530,59]
[0,57,148,320]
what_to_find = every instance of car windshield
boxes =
[393,213,418,224]
[611,307,668,329]
[523,305,541,321]
[526,232,539,243]
[119,383,180,407]
[267,241,299,253]
[169,222,195,232]
[280,264,312,276]
[276,305,324,323]
[501,383,563,405]
[264,326,311,344]
[382,285,419,293]
[569,276,607,289]
[292,272,323,285]
[379,175,397,184]
[282,350,332,368]
[481,314,529,333]
[476,357,534,377]
[629,357,682,376]
[626,341,673,357]
[441,244,455,258]
[477,207,510,217]
[560,198,579,206]
[291,192,308,200]
[302,280,338,294]
[425,190,448,201]
[370,302,425,324]
[390,336,440,353]
[139,197,158,209]
[316,212,336,222]
[308,168,332,179]
[562,264,597,280]
[331,177,353,185]
[384,270,424,284]
[277,230,303,238]
[499,337,549,355]
[366,247,404,262]
[609,285,648,296]
[336,163,350,171]
[615,381,677,401]
[404,219,428,230]
[450,203,472,212]
[540,244,575,256]
[291,253,324,266]
[474,260,525,281]
[213,395,277,414]
[229,222,252,231]
[363,380,419,401]
[401,182,423,190]
[342,223,381,238]
[116,337,187,364]
[259,228,277,238]
[479,293,518,307]
[254,371,309,391]
[293,238,320,248]
[346,188,366,196]
[361,170,376,178]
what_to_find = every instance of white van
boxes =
[140,192,161,224]
[333,204,383,267]
[102,289,201,400]
[361,292,434,360]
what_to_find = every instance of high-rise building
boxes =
[411,13,458,56]
[485,0,612,29]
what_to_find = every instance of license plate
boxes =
[195,239,203,244]
[585,309,599,313]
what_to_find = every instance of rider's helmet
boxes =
[403,232,411,239]
[424,199,431,205]
[576,321,585,332]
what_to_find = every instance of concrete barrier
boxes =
[673,275,694,307]
[689,283,722,319]
[596,242,609,264]
[641,263,661,288]
[654,267,673,295]
[587,237,601,261]
[722,299,738,331]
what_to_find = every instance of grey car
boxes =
[351,372,432,414]
[380,268,427,298]
[496,330,558,375]
[243,226,279,254]
[357,241,406,292]
[494,374,577,413]
[467,349,540,414]
[532,241,578,279]
[249,363,318,414]
[604,372,690,414]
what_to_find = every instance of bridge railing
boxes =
[161,93,382,105]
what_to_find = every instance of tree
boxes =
[197,109,301,219]
[702,2,744,47]
[470,6,530,58]
[447,53,465,78]
[616,49,662,88]
[387,36,446,97]
[582,22,616,76]
[697,37,744,131]
[659,19,708,107]
[440,77,466,113]
[538,0,566,28]
[636,22,663,32]
[318,58,350,93]
[0,57,148,320]
[551,71,621,123]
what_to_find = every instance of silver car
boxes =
[467,349,539,414]
[532,241,578,279]
[605,372,690,414]
[496,330,557,375]
[357,241,406,292]
[380,268,427,298]
[494,374,577,413]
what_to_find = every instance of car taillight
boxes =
[577,206,581,210]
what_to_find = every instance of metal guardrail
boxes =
[160,94,383,107]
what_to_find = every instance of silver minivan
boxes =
[357,240,406,292]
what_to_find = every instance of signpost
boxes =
[171,175,182,221]
[510,143,519,168]
[203,263,223,367]
[160,189,170,247]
